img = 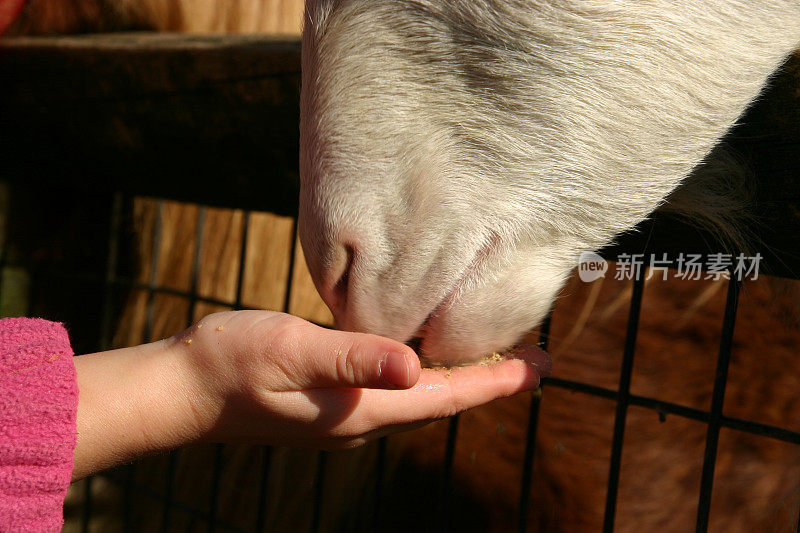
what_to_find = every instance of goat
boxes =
[299,0,800,365]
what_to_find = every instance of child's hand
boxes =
[72,310,549,480]
[176,311,550,450]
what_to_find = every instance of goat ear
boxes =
[658,143,756,256]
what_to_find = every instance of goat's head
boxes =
[299,0,785,365]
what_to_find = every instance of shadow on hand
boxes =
[301,387,364,430]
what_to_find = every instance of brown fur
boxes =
[18,2,796,530]
[386,273,800,531]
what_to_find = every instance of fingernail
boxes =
[380,352,411,389]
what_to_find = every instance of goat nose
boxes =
[320,243,355,322]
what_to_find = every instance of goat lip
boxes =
[403,305,442,357]
[414,310,436,338]
[411,296,552,373]
[410,297,448,343]
[404,313,435,353]
[406,236,498,359]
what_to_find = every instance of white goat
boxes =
[299,0,800,365]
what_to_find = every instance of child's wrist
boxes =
[168,326,229,444]
[73,337,211,480]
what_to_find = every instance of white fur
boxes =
[299,0,800,365]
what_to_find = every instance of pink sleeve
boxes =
[0,318,79,533]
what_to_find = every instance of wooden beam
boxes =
[0,33,302,216]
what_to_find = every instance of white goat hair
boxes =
[300,0,800,365]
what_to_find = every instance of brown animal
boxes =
[7,2,798,531]
[385,273,800,531]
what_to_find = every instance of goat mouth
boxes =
[403,233,502,362]
[406,336,423,353]
[405,304,553,374]
[404,311,434,357]
[404,304,441,360]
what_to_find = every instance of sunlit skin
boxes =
[72,310,550,481]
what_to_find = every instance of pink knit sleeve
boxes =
[0,318,79,533]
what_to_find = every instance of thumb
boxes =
[286,323,421,390]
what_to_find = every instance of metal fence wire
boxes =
[2,188,799,532]
[1,34,799,533]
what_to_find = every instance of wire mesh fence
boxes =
[2,185,799,532]
[2,33,799,533]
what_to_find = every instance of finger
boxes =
[360,344,550,424]
[279,322,422,390]
[282,345,550,437]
